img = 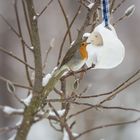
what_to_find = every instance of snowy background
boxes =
[0,0,140,140]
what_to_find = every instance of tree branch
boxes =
[14,0,32,87]
[76,117,140,139]
[15,0,43,139]
[0,45,34,70]
[58,0,72,43]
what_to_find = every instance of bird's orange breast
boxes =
[79,45,88,60]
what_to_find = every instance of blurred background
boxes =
[0,0,140,140]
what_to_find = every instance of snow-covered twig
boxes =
[87,3,94,9]
[48,109,66,117]
[21,93,33,106]
[42,73,52,86]
[0,105,23,115]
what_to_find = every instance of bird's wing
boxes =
[60,41,81,66]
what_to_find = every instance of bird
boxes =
[60,41,89,72]
[42,41,90,87]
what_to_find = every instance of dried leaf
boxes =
[73,79,80,89]
[125,5,135,17]
[6,80,15,93]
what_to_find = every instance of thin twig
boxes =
[61,65,94,79]
[98,69,140,105]
[112,0,126,14]
[77,69,140,99]
[76,117,140,139]
[68,105,140,120]
[0,126,18,134]
[78,92,113,99]
[110,0,116,13]
[53,88,63,96]
[60,79,67,109]
[21,0,32,46]
[0,14,32,51]
[13,83,33,90]
[37,0,54,18]
[49,119,62,132]
[49,103,75,140]
[57,3,82,65]
[58,0,72,43]
[101,105,140,112]
[42,44,53,70]
[14,0,32,87]
[113,15,126,26]
[0,75,32,90]
[0,45,34,70]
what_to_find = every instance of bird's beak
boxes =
[87,42,91,45]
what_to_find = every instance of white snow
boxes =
[72,133,78,137]
[51,66,58,74]
[30,46,34,50]
[88,3,94,9]
[16,117,23,126]
[42,67,59,86]
[3,106,23,115]
[63,129,78,140]
[21,93,33,106]
[6,80,15,93]
[50,38,55,48]
[86,22,125,69]
[31,72,35,81]
[71,40,75,46]
[63,129,69,140]
[83,32,91,38]
[33,15,37,20]
[8,133,16,140]
[42,73,52,86]
[61,71,69,77]
[48,109,65,117]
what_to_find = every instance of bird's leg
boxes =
[79,65,87,80]
[69,69,78,80]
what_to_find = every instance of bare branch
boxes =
[0,14,32,51]
[21,0,32,47]
[15,0,43,139]
[0,75,32,90]
[68,105,140,119]
[37,0,54,18]
[98,69,140,105]
[42,38,55,70]
[57,3,82,65]
[61,65,94,79]
[0,45,34,70]
[14,0,32,87]
[58,0,72,43]
[110,0,116,13]
[0,126,18,134]
[76,117,140,139]
[112,0,127,14]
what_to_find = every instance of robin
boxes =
[59,31,104,73]
[60,41,89,72]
